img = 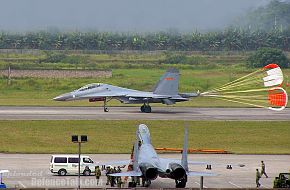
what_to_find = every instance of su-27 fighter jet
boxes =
[108,124,245,188]
[53,68,199,113]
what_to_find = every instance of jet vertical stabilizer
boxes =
[153,68,179,95]
[133,129,140,171]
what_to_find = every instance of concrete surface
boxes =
[0,106,289,120]
[0,154,289,189]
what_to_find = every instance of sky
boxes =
[0,0,271,32]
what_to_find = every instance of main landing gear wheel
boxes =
[140,104,151,113]
[175,175,187,188]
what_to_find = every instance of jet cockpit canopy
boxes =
[77,83,102,92]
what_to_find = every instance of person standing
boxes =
[110,167,116,187]
[105,166,111,185]
[116,166,122,184]
[256,168,261,187]
[261,161,268,178]
[95,166,101,185]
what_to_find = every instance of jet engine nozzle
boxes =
[168,163,186,180]
[139,163,158,180]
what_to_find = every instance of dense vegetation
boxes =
[247,48,290,68]
[0,1,289,52]
[0,28,289,51]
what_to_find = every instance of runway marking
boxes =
[195,181,207,188]
[18,181,26,188]
[228,181,242,188]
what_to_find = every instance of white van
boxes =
[50,155,96,176]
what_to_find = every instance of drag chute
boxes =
[268,87,288,111]
[201,63,288,111]
[263,64,283,87]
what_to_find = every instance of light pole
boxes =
[72,135,87,189]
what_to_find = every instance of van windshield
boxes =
[83,157,93,163]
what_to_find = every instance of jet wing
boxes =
[160,158,207,165]
[80,92,127,98]
[98,160,131,166]
[109,171,142,177]
[187,171,217,177]
[159,158,245,167]
[125,93,171,99]
[79,91,171,99]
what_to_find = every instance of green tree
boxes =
[247,48,289,68]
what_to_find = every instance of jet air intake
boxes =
[139,163,158,180]
[166,163,186,180]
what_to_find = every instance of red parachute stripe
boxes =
[264,63,279,69]
[268,91,287,107]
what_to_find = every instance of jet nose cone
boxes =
[53,93,73,101]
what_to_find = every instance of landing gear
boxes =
[103,97,112,112]
[175,175,187,188]
[140,104,151,113]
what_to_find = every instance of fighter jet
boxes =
[108,124,245,188]
[108,124,215,188]
[53,68,199,113]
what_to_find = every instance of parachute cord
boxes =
[216,88,269,95]
[212,96,267,109]
[213,95,269,103]
[205,73,264,94]
[209,69,261,92]
[209,77,263,93]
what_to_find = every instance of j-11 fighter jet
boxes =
[53,68,199,113]
[108,124,244,188]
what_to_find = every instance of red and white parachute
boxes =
[201,63,288,111]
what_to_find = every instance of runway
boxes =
[0,106,289,120]
[0,153,288,189]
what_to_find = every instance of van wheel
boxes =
[83,169,91,176]
[58,169,67,176]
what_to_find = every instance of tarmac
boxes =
[0,106,289,120]
[0,106,289,189]
[0,153,289,189]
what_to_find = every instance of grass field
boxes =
[0,50,289,107]
[0,68,289,107]
[0,120,289,154]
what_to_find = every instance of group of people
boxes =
[95,165,123,187]
[105,166,123,187]
[256,160,268,187]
